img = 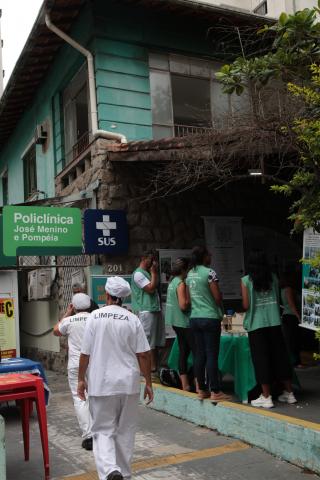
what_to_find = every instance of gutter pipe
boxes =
[44,13,127,144]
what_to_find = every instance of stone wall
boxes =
[38,137,301,372]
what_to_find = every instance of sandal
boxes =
[210,392,231,402]
[198,390,210,400]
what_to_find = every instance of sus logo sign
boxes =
[84,210,128,255]
[96,215,117,246]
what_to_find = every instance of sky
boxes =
[0,0,43,87]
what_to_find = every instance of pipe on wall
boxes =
[45,13,127,144]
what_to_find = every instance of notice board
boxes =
[301,228,320,331]
[203,217,244,299]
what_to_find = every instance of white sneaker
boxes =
[278,391,297,404]
[251,394,274,409]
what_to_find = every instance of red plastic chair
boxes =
[0,373,49,479]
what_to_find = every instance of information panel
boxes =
[301,228,320,331]
[3,205,82,256]
[203,217,244,299]
[91,275,132,308]
[0,298,16,358]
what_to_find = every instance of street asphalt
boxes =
[2,370,319,480]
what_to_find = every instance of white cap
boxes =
[105,276,131,298]
[72,293,91,311]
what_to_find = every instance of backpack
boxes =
[159,368,181,389]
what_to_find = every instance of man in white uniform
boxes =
[78,277,153,480]
[53,293,93,450]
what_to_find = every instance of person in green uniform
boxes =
[165,258,195,391]
[280,270,302,367]
[186,246,230,402]
[241,250,297,409]
[131,251,165,372]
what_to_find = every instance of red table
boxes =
[0,373,49,479]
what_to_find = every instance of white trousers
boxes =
[89,394,140,480]
[68,368,92,439]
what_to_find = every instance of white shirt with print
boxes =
[59,312,91,369]
[81,304,150,397]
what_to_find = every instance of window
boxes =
[1,169,8,205]
[171,75,211,128]
[149,53,252,139]
[63,65,89,164]
[23,145,37,200]
[254,1,268,15]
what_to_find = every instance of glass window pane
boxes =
[171,74,211,127]
[211,80,230,126]
[75,86,89,140]
[150,70,173,125]
[149,53,169,70]
[231,90,252,120]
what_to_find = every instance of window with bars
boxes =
[149,52,251,139]
[23,144,37,200]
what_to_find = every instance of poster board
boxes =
[91,275,132,308]
[203,217,244,299]
[158,249,191,302]
[0,271,19,358]
[0,298,16,358]
[301,228,320,331]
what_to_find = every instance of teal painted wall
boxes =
[0,0,232,202]
[92,1,223,141]
[0,3,94,205]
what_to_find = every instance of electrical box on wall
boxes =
[71,269,86,288]
[28,269,52,301]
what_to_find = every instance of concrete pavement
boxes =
[2,371,319,480]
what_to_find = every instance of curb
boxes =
[141,384,320,474]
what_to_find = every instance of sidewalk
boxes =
[2,370,319,480]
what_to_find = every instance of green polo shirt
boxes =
[165,276,190,328]
[131,267,160,313]
[242,274,281,332]
[186,265,222,320]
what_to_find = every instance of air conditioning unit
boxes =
[28,269,52,301]
[34,124,48,145]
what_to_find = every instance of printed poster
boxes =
[0,298,16,358]
[203,217,244,299]
[301,228,320,331]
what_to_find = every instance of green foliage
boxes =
[217,5,320,234]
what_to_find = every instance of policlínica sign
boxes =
[3,206,82,256]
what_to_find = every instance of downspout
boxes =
[45,13,127,144]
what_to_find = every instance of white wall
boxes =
[197,0,318,17]
[20,300,60,353]
[194,0,252,11]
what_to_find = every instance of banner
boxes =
[0,298,16,358]
[203,217,244,299]
[301,228,320,330]
[3,205,82,256]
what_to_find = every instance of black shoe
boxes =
[107,471,123,480]
[81,437,93,451]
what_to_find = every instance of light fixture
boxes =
[110,124,117,129]
[248,169,262,176]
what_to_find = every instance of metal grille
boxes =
[58,255,92,311]
[18,256,55,268]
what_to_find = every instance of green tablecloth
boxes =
[167,334,256,402]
